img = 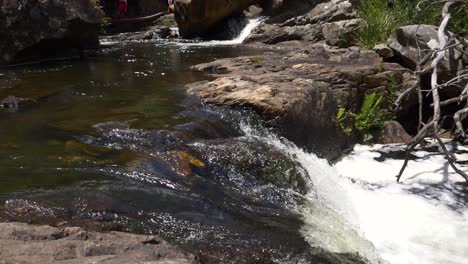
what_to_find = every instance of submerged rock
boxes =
[0,222,196,264]
[193,138,308,193]
[0,0,103,64]
[0,96,38,112]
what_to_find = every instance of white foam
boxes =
[240,122,468,264]
[335,143,468,264]
[175,17,265,47]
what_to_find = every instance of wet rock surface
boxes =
[0,222,196,264]
[246,0,358,44]
[186,44,413,159]
[0,0,103,65]
[0,96,38,112]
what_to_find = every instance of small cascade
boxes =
[174,17,265,47]
[240,121,468,264]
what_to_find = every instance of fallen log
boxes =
[111,11,167,25]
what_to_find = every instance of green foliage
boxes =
[355,0,412,48]
[355,0,468,48]
[450,4,468,36]
[387,73,398,102]
[335,93,389,141]
[89,0,110,33]
[252,55,263,64]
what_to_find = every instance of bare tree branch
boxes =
[396,0,468,183]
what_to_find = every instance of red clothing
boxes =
[118,2,127,13]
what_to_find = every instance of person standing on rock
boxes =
[118,0,128,18]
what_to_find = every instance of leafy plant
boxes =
[387,73,398,102]
[335,93,389,141]
[335,107,353,135]
[252,55,263,64]
[90,0,110,33]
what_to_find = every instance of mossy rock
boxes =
[192,138,307,194]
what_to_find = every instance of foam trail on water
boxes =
[240,122,468,264]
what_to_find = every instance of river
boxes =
[0,20,467,264]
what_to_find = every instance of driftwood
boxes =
[111,11,167,25]
[396,0,468,183]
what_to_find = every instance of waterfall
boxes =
[240,121,468,264]
[175,17,265,47]
[230,17,264,44]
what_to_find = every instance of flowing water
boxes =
[1,20,468,263]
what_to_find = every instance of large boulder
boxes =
[322,18,363,48]
[174,0,261,39]
[246,0,358,44]
[387,25,466,74]
[186,44,413,159]
[0,0,103,65]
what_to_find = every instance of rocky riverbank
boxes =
[0,0,103,65]
[1,0,467,263]
[0,222,196,264]
[181,0,467,159]
[185,42,414,159]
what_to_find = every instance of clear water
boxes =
[0,41,356,263]
[2,20,467,263]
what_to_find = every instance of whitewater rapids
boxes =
[241,122,468,264]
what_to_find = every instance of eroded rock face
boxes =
[186,44,413,158]
[0,222,196,264]
[0,0,103,64]
[174,0,261,39]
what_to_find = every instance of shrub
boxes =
[356,0,468,48]
[335,93,389,142]
[355,0,412,48]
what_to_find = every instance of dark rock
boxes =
[379,121,412,144]
[193,138,308,193]
[0,0,103,65]
[174,0,261,39]
[322,18,363,48]
[208,15,250,40]
[125,31,155,41]
[373,43,394,59]
[1,96,38,112]
[387,25,466,74]
[0,222,196,264]
[153,27,172,39]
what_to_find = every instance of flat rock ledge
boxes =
[186,43,414,159]
[0,222,196,264]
